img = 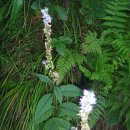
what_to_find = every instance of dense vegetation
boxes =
[0,0,130,130]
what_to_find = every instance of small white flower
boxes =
[41,7,48,15]
[42,60,49,65]
[41,7,52,25]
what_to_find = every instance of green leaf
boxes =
[59,36,72,44]
[60,84,82,97]
[35,74,52,83]
[58,102,79,118]
[43,117,70,130]
[51,36,72,56]
[54,5,67,20]
[54,86,62,104]
[105,110,119,125]
[31,2,39,10]
[11,0,23,23]
[126,119,130,130]
[56,43,67,56]
[31,94,53,125]
[125,110,130,122]
[30,106,54,125]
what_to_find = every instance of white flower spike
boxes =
[79,89,96,130]
[41,7,59,83]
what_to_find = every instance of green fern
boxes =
[111,38,130,58]
[79,65,91,78]
[89,92,107,128]
[56,52,75,84]
[56,50,86,84]
[81,30,114,88]
[81,31,102,54]
[103,1,129,31]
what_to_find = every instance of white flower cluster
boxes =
[41,7,52,25]
[79,89,96,130]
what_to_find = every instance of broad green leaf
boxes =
[11,0,23,23]
[54,5,67,20]
[31,94,53,125]
[43,117,70,130]
[60,84,82,97]
[30,106,54,125]
[35,74,52,83]
[54,87,62,104]
[58,102,79,118]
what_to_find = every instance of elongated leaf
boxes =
[31,94,53,125]
[11,0,23,23]
[43,117,70,130]
[35,74,52,83]
[58,102,79,118]
[60,84,82,97]
[54,5,67,20]
[54,87,62,104]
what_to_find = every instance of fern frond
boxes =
[56,50,87,84]
[81,32,102,54]
[111,38,130,58]
[103,1,129,31]
[79,65,91,78]
[105,2,130,11]
[103,21,126,29]
[89,93,107,128]
[56,52,75,83]
[90,49,113,88]
[103,16,127,23]
[71,50,87,65]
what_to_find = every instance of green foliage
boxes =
[43,117,70,130]
[30,94,54,125]
[11,0,24,24]
[52,36,72,56]
[103,1,130,31]
[35,74,53,83]
[29,83,82,129]
[58,102,79,119]
[54,86,62,104]
[56,50,86,84]
[60,84,82,97]
[89,93,107,128]
[81,31,102,54]
[56,51,75,83]
[53,5,67,21]
[80,1,130,128]
[1,0,130,130]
